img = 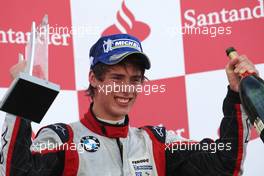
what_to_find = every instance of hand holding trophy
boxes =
[0,15,60,123]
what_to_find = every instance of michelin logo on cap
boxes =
[103,38,142,53]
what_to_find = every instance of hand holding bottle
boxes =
[225,50,259,92]
[226,47,264,143]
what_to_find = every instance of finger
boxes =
[18,53,24,62]
[234,57,256,72]
[237,65,257,75]
[230,57,240,66]
[234,62,247,71]
[226,57,239,70]
[239,68,246,75]
[248,69,257,74]
[234,62,253,73]
[237,55,248,62]
[244,65,257,74]
[238,55,255,66]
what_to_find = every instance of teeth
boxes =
[116,98,129,103]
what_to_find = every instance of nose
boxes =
[115,80,137,94]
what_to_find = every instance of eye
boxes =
[112,76,120,80]
[131,77,142,84]
[111,76,123,82]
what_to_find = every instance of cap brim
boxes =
[106,51,151,69]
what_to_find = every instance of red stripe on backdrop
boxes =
[0,0,75,90]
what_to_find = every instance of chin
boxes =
[111,106,131,117]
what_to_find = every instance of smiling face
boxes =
[89,58,145,121]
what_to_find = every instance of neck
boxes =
[80,103,129,138]
[92,102,124,122]
[96,116,125,125]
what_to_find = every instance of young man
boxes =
[0,34,257,176]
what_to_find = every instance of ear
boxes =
[89,71,98,88]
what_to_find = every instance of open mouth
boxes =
[114,96,133,106]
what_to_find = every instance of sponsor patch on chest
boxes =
[129,156,154,176]
[80,136,100,152]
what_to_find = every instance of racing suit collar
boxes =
[80,103,129,138]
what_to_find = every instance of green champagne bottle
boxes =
[226,47,264,143]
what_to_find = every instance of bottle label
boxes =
[254,117,264,134]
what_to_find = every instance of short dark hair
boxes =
[87,56,146,98]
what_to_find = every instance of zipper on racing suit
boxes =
[116,138,123,163]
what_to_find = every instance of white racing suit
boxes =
[0,87,251,176]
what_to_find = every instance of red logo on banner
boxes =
[102,1,151,41]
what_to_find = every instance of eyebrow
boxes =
[109,73,125,77]
[109,73,142,78]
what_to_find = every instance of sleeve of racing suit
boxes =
[0,114,69,176]
[165,86,251,176]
